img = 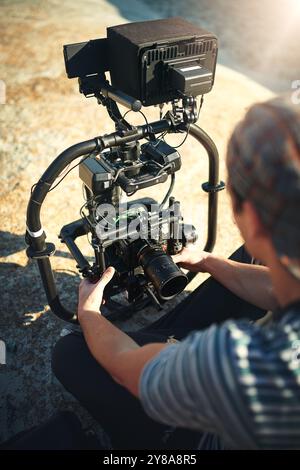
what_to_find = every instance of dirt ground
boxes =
[0,0,275,444]
[140,0,300,92]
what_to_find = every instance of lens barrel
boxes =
[137,243,188,300]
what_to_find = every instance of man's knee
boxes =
[52,332,115,400]
[52,333,84,388]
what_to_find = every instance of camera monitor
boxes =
[64,17,218,106]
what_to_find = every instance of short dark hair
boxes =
[227,179,244,213]
[226,95,300,280]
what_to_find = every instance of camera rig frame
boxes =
[26,18,225,324]
[26,96,224,324]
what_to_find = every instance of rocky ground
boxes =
[0,0,274,445]
[140,0,300,92]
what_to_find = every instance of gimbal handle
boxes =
[100,83,142,112]
[26,121,223,323]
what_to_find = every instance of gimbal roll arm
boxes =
[26,139,99,322]
[26,121,223,323]
[188,124,225,280]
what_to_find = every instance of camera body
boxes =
[78,140,197,306]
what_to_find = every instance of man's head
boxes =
[227,95,300,280]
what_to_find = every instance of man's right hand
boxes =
[172,246,212,272]
[173,246,278,311]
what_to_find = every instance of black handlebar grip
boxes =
[100,84,142,112]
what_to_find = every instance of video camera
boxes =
[26,18,224,323]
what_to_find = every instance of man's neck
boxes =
[268,257,300,309]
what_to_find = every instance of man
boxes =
[53,95,300,449]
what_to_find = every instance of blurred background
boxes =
[0,0,298,444]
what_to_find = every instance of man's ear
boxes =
[243,200,267,241]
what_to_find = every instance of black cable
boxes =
[163,125,191,149]
[122,108,149,128]
[79,193,101,222]
[30,183,37,194]
[30,156,91,196]
[157,97,206,208]
[48,154,91,192]
[138,110,149,129]
[162,95,204,150]
[79,194,104,248]
[159,173,175,209]
[107,98,126,129]
[30,180,51,194]
[172,125,191,149]
[121,108,155,142]
[152,130,168,146]
[197,95,204,121]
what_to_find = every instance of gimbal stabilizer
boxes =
[25,18,225,324]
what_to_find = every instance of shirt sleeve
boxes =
[139,322,258,448]
[139,325,224,434]
[139,315,300,449]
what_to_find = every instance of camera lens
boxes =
[137,243,188,300]
[159,273,187,299]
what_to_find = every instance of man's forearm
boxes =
[202,255,278,311]
[79,310,166,396]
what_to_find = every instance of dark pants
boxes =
[52,246,265,449]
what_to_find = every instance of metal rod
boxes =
[187,124,220,282]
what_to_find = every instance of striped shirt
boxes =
[139,302,300,449]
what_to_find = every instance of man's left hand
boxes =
[78,267,115,318]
